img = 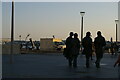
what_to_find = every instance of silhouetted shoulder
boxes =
[66,37,72,44]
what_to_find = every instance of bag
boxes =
[63,48,67,57]
[63,48,70,59]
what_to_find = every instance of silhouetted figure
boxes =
[114,54,120,79]
[25,41,28,50]
[114,54,120,67]
[110,37,114,55]
[91,49,94,60]
[64,32,74,67]
[114,42,119,56]
[20,43,22,49]
[29,38,34,50]
[91,43,95,60]
[94,31,106,68]
[82,32,92,68]
[72,33,80,68]
[34,40,40,50]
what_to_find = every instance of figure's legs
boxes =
[86,55,90,68]
[95,55,102,68]
[68,57,73,67]
[73,56,78,68]
[114,49,118,56]
[111,48,114,55]
[95,58,100,68]
[91,53,93,60]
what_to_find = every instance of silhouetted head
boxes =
[69,32,74,37]
[74,33,78,38]
[86,32,91,37]
[97,31,101,36]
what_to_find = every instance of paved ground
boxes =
[2,53,120,79]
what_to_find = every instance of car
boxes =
[54,42,66,50]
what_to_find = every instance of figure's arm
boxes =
[103,37,106,46]
[94,38,96,47]
[78,39,80,49]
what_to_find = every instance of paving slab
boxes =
[2,53,120,79]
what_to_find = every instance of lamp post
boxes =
[19,35,22,49]
[19,35,21,41]
[115,20,119,44]
[10,1,14,63]
[80,12,85,53]
[25,34,30,41]
[25,34,30,50]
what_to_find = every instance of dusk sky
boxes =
[2,2,118,41]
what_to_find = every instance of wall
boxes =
[2,44,20,54]
[40,38,55,51]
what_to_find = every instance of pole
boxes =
[81,17,83,42]
[10,1,14,63]
[19,35,21,41]
[116,24,117,43]
[81,16,83,53]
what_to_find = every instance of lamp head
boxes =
[115,20,119,24]
[80,12,85,17]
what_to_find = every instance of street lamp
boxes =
[10,1,14,63]
[19,35,21,41]
[115,19,119,43]
[80,12,85,52]
[25,34,30,41]
[25,34,30,50]
[19,35,22,49]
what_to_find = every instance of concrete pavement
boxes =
[2,53,120,79]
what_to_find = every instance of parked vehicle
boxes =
[54,41,66,50]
